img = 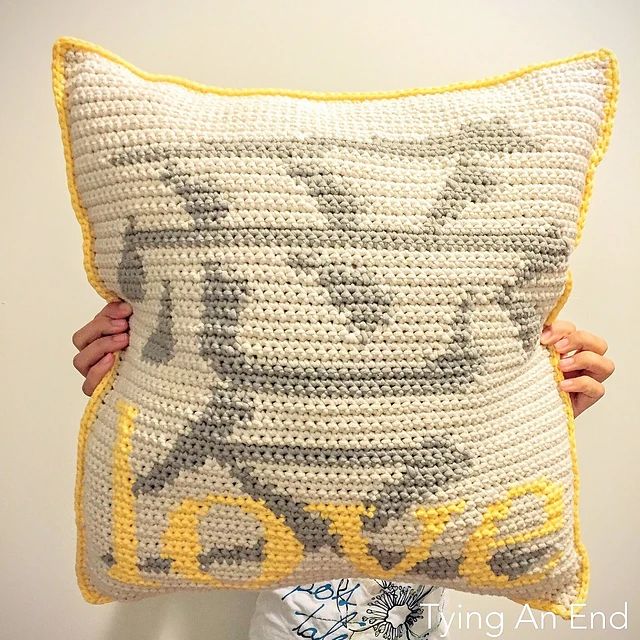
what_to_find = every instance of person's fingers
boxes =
[552,328,609,357]
[536,320,613,419]
[570,392,600,419]
[557,350,616,383]
[540,319,577,346]
[73,332,129,376]
[97,300,133,321]
[559,374,606,399]
[82,351,116,396]
[559,374,607,419]
[72,301,132,351]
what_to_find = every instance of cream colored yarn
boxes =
[52,37,619,618]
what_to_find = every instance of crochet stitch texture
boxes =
[52,37,619,617]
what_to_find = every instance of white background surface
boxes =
[1,1,638,638]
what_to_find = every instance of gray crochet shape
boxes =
[109,117,570,576]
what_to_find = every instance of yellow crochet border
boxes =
[51,36,620,617]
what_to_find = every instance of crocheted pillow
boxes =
[52,36,618,618]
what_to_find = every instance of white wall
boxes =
[1,1,638,638]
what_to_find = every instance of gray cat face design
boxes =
[110,118,569,565]
[113,116,568,362]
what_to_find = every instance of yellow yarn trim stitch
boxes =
[51,36,620,612]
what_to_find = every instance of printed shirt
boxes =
[248,578,448,639]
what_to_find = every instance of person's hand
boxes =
[540,319,615,418]
[72,300,132,396]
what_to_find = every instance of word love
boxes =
[107,400,565,591]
